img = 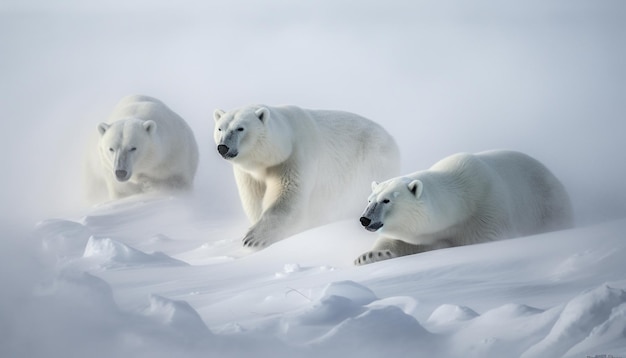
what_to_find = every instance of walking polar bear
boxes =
[355,150,573,265]
[86,95,199,202]
[213,104,401,248]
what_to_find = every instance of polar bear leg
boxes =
[234,168,265,222]
[354,238,452,265]
[242,168,309,248]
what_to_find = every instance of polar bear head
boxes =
[97,118,157,182]
[213,106,292,167]
[360,177,439,241]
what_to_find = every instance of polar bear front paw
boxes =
[354,250,395,265]
[242,231,270,249]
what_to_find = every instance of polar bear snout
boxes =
[360,216,371,227]
[115,169,130,182]
[217,144,229,156]
[217,144,238,159]
[360,216,383,232]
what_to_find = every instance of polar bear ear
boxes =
[255,107,269,123]
[213,109,225,122]
[408,180,423,198]
[143,120,157,134]
[371,181,379,191]
[97,123,110,136]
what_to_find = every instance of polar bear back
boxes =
[431,150,573,240]
[214,104,401,237]
[471,150,573,235]
[293,107,401,224]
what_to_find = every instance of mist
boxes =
[2,0,624,227]
[1,1,625,357]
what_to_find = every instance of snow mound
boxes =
[565,302,626,356]
[82,236,188,269]
[291,294,365,327]
[479,303,545,321]
[313,305,436,356]
[141,294,212,339]
[36,270,119,311]
[427,304,479,326]
[36,219,93,257]
[522,284,626,358]
[286,281,376,327]
[366,296,420,316]
[280,279,432,355]
[319,280,377,306]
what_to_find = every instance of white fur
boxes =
[86,95,199,202]
[355,150,574,265]
[213,104,401,248]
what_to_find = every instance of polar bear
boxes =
[355,150,573,265]
[86,95,199,202]
[213,104,401,248]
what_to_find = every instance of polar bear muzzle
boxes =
[360,216,384,232]
[115,169,130,182]
[217,144,238,159]
[360,202,385,231]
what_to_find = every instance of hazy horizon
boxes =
[1,0,625,225]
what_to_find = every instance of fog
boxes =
[1,1,625,357]
[0,0,623,229]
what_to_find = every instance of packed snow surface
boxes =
[4,196,622,357]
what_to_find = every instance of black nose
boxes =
[115,169,129,181]
[360,217,371,227]
[217,144,229,156]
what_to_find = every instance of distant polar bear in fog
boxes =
[213,104,401,249]
[86,95,199,202]
[355,150,573,265]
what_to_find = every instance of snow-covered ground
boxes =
[5,196,626,358]
[1,1,625,357]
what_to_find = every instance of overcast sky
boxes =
[1,0,625,226]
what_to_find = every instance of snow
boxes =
[7,197,625,357]
[2,1,626,357]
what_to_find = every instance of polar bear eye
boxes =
[237,127,244,132]
[218,128,222,132]
[108,148,114,152]
[382,199,390,204]
[130,147,137,152]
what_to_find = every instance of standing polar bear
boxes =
[355,150,573,265]
[213,104,401,248]
[86,95,199,202]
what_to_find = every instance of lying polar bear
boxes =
[355,150,573,265]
